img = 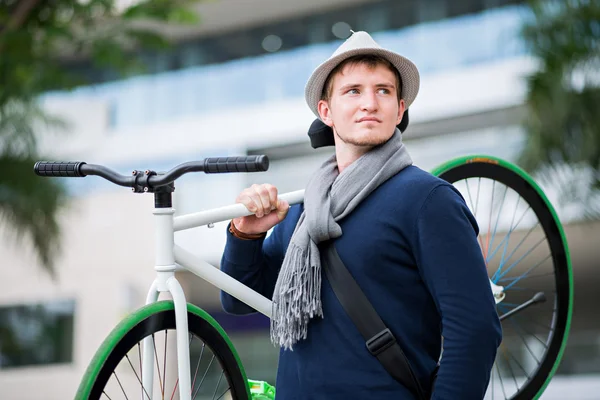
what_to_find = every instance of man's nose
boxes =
[360,90,378,112]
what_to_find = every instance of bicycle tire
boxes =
[76,300,251,400]
[431,155,573,400]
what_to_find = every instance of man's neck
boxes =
[335,143,373,174]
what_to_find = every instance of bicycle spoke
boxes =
[163,330,168,398]
[522,318,554,333]
[497,303,554,331]
[504,345,531,379]
[496,234,545,283]
[490,207,534,281]
[500,221,542,266]
[498,271,555,283]
[125,354,153,400]
[102,391,114,400]
[487,198,522,269]
[487,184,509,259]
[113,371,130,400]
[193,354,216,399]
[215,387,231,400]
[153,333,164,395]
[511,316,551,348]
[212,371,225,400]
[483,179,496,261]
[504,253,552,290]
[526,319,554,332]
[500,347,520,393]
[465,179,487,252]
[498,302,553,330]
[487,200,528,270]
[465,178,477,216]
[191,342,207,394]
[475,177,482,218]
[138,343,143,399]
[491,363,495,400]
[506,320,542,364]
[495,361,508,399]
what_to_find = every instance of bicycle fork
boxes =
[141,205,192,400]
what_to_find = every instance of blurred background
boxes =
[0,0,599,399]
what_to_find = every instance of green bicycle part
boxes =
[75,300,252,399]
[431,154,573,400]
[248,379,276,399]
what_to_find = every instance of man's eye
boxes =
[347,88,359,94]
[378,88,390,94]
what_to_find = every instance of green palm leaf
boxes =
[0,152,68,276]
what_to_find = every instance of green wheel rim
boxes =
[431,155,573,399]
[76,300,251,399]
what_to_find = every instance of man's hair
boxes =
[320,54,403,103]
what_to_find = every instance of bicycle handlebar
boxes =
[34,161,88,177]
[34,155,269,190]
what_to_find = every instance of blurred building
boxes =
[0,0,598,399]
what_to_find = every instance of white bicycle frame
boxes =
[141,189,305,400]
[140,187,505,400]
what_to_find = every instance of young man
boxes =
[220,31,502,399]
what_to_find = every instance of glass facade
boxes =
[0,299,75,369]
[47,4,530,130]
[65,0,524,83]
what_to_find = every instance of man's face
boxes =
[317,62,405,148]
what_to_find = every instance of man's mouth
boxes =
[357,117,381,123]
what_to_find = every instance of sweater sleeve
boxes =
[414,184,502,399]
[219,220,286,315]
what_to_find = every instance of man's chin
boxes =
[350,129,391,146]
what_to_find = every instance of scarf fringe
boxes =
[270,242,323,350]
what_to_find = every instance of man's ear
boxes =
[317,100,333,127]
[397,99,406,125]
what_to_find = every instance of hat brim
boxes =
[304,47,420,119]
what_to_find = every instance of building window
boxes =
[0,299,75,369]
[63,0,526,85]
[448,0,485,18]
[417,0,447,23]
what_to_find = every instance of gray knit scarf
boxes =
[270,128,413,350]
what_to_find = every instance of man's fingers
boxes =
[237,194,258,214]
[265,184,278,211]
[253,184,275,217]
[266,184,278,211]
[277,199,289,220]
[237,184,283,220]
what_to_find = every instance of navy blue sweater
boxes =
[220,165,502,399]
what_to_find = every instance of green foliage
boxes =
[0,0,200,101]
[0,152,68,276]
[518,0,600,217]
[0,0,201,275]
[123,0,201,24]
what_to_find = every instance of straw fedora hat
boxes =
[304,31,420,119]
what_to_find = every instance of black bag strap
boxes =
[320,240,428,400]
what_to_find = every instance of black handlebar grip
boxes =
[34,161,87,177]
[203,155,269,173]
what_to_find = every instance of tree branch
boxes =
[2,0,42,33]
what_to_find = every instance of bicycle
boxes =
[34,154,572,400]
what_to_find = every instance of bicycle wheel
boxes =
[432,155,573,400]
[76,301,251,400]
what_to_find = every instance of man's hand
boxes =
[233,184,289,234]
